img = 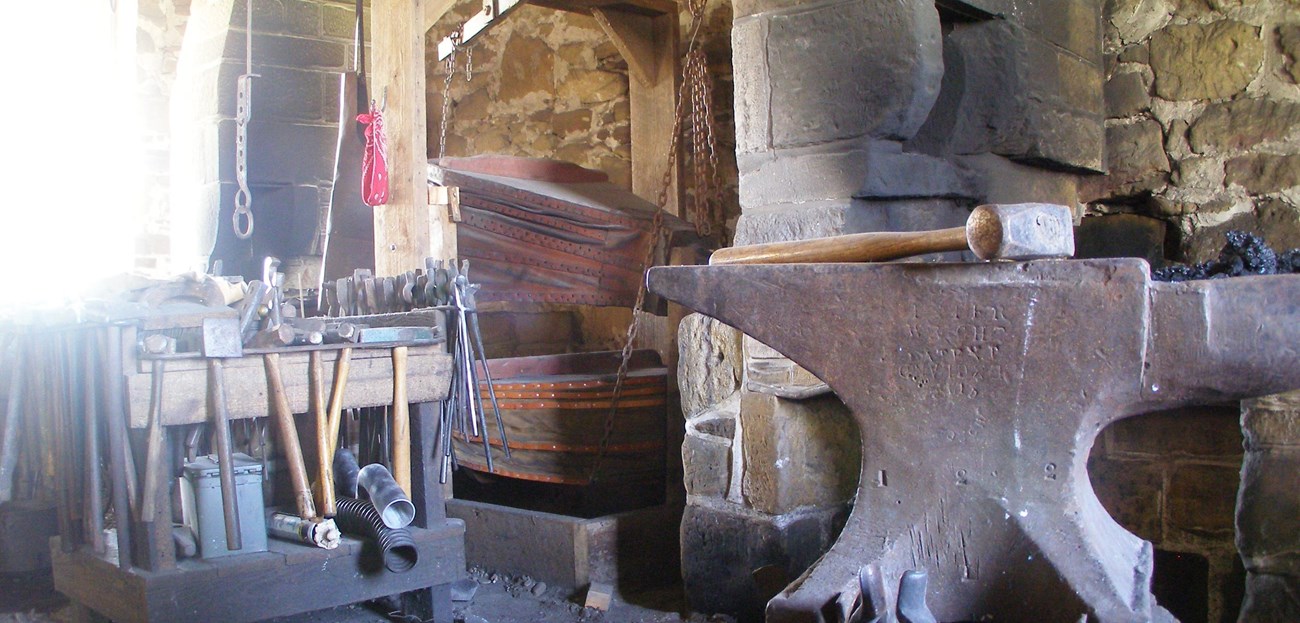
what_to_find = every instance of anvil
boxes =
[648,259,1300,622]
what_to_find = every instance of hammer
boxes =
[709,203,1074,265]
[201,317,243,551]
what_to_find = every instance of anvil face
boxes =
[649,259,1300,623]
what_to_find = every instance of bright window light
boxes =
[1,2,140,309]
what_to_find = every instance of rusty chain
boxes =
[438,30,464,160]
[587,0,721,484]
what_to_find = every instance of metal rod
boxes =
[0,337,25,503]
[104,326,134,569]
[468,311,509,459]
[82,331,105,553]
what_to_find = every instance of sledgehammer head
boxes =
[966,202,1075,261]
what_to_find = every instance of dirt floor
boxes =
[0,568,733,623]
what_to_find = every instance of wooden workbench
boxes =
[50,326,464,623]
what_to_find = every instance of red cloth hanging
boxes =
[357,104,389,206]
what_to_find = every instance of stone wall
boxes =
[1090,0,1300,259]
[427,0,739,230]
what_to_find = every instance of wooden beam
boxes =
[373,0,455,275]
[424,0,458,32]
[590,7,658,87]
[613,8,682,216]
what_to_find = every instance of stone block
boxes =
[680,502,849,621]
[744,339,829,400]
[762,0,942,147]
[1281,24,1300,84]
[1167,463,1238,539]
[857,146,979,200]
[1225,154,1300,194]
[1118,43,1150,65]
[1184,199,1300,262]
[558,70,626,105]
[1188,97,1300,155]
[1087,456,1163,541]
[740,390,860,515]
[499,35,555,103]
[253,66,332,123]
[1103,119,1170,196]
[1171,156,1224,192]
[924,20,1104,171]
[217,118,339,186]
[1243,392,1300,449]
[678,314,743,418]
[683,396,740,499]
[953,153,1082,206]
[1107,406,1243,459]
[1149,20,1264,101]
[737,141,980,211]
[233,0,321,38]
[732,198,969,247]
[1074,213,1167,267]
[732,17,771,155]
[1105,69,1151,117]
[1239,573,1300,623]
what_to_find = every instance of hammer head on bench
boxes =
[202,317,243,358]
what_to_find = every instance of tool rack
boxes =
[42,323,465,623]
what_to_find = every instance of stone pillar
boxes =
[1238,392,1300,621]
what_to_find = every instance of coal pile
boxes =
[1154,230,1300,282]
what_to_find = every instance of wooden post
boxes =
[372,0,455,276]
[593,6,683,217]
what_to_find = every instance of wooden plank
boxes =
[53,524,464,623]
[624,9,682,216]
[445,500,681,592]
[125,347,452,427]
[591,7,658,87]
[423,0,458,32]
[446,499,586,588]
[373,0,453,276]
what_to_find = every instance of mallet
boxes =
[709,202,1074,265]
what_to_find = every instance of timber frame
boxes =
[370,0,683,277]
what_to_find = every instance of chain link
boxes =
[438,30,463,160]
[587,0,721,484]
[232,0,258,240]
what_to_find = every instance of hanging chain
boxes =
[438,30,463,160]
[587,0,719,484]
[232,0,259,239]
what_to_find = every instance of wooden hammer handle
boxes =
[264,353,317,520]
[391,347,410,496]
[709,226,968,265]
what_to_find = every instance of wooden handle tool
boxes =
[264,353,317,520]
[710,203,1074,265]
[391,347,410,496]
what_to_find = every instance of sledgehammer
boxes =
[709,203,1074,265]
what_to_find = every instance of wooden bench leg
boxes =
[399,584,454,623]
[68,601,112,623]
